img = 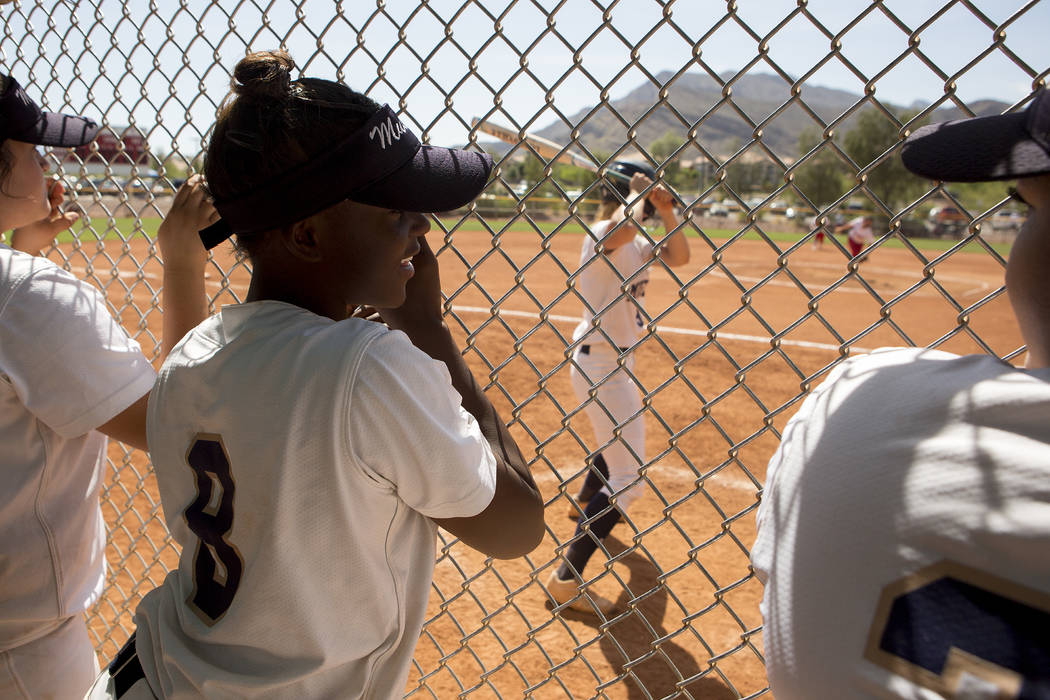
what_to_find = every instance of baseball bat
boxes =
[471,121,685,213]
[472,118,600,173]
[471,119,659,196]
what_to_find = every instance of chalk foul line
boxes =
[450,305,866,354]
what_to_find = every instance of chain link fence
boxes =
[3,1,1047,697]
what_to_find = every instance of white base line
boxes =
[70,267,865,353]
[451,305,865,354]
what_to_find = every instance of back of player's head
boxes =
[904,89,1050,364]
[599,160,657,220]
[901,88,1050,183]
[200,49,493,253]
[204,50,378,207]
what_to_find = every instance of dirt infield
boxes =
[72,220,1020,698]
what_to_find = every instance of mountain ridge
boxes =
[477,71,1011,164]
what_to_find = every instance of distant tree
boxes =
[157,151,190,179]
[647,129,693,194]
[499,153,547,194]
[500,159,524,189]
[522,152,546,185]
[667,166,699,198]
[792,128,846,212]
[497,154,544,195]
[725,157,776,197]
[843,108,929,209]
[554,163,595,193]
[649,130,679,163]
[949,180,1014,214]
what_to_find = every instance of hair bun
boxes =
[232,50,296,101]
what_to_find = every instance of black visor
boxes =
[901,89,1050,183]
[0,74,98,148]
[200,105,493,249]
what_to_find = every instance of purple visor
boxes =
[0,74,98,148]
[200,105,493,249]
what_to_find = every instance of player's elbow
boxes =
[476,483,545,559]
[661,247,690,268]
[489,493,545,559]
[436,474,545,559]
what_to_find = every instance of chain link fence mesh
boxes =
[3,1,1047,697]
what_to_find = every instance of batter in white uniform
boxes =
[85,49,543,699]
[545,162,690,615]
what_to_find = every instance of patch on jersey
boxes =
[865,560,1050,699]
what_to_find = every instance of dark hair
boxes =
[204,50,379,258]
[0,75,12,190]
[0,141,12,194]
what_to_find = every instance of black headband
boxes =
[200,105,493,249]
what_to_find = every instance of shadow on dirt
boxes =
[579,534,741,699]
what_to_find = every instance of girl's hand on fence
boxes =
[158,174,218,274]
[10,178,80,254]
[159,174,217,357]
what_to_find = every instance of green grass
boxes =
[437,216,1012,256]
[695,225,1012,256]
[56,216,160,244]
[68,214,1011,257]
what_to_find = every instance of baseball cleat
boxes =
[545,571,616,616]
[566,494,588,521]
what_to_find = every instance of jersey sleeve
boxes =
[344,329,497,520]
[751,353,864,581]
[635,234,655,261]
[0,259,156,437]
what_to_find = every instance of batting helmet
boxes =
[600,160,657,219]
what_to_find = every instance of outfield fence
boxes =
[3,1,1047,698]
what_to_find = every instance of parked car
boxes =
[928,205,968,223]
[843,201,867,213]
[785,206,814,221]
[927,205,969,238]
[990,209,1024,232]
[769,200,789,214]
[73,176,119,195]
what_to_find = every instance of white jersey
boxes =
[572,221,654,350]
[136,301,497,698]
[0,244,155,649]
[751,347,1050,699]
[846,216,874,244]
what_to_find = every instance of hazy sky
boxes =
[2,0,1047,160]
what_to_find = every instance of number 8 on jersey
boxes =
[184,434,244,625]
